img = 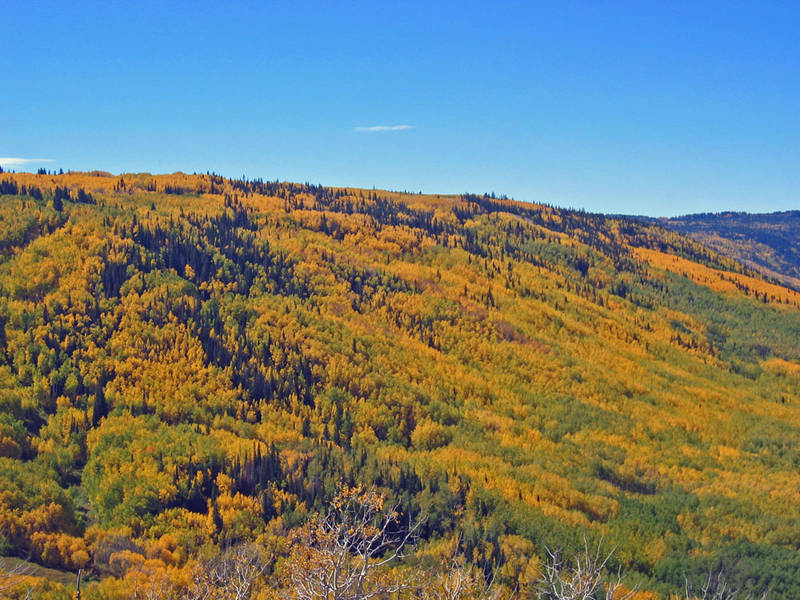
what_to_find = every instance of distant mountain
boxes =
[659,211,800,290]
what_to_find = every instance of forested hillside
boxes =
[1,171,800,598]
[659,211,800,291]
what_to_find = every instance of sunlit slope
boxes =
[1,171,800,596]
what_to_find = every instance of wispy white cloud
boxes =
[0,157,55,167]
[354,125,415,132]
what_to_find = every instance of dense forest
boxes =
[1,171,800,598]
[658,211,800,291]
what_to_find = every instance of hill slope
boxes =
[659,211,800,290]
[1,172,800,597]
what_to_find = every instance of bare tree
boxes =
[534,537,637,600]
[681,570,768,600]
[184,543,271,600]
[283,484,423,600]
[0,558,34,600]
[423,554,499,600]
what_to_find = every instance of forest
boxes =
[657,211,800,291]
[1,171,800,598]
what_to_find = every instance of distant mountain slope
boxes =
[1,172,800,597]
[660,211,800,290]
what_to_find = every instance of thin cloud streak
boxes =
[354,125,415,132]
[0,157,55,167]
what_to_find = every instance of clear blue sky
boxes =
[2,1,798,216]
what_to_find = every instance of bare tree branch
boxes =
[284,484,424,600]
[533,536,637,600]
[422,553,500,600]
[183,543,272,600]
[681,569,768,600]
[0,557,34,598]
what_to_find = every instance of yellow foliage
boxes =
[634,247,800,307]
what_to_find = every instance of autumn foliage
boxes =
[0,171,799,598]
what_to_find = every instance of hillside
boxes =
[1,171,800,598]
[659,211,800,291]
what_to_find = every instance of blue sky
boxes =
[2,1,798,216]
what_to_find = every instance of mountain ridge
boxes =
[649,210,800,291]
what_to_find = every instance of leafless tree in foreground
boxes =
[0,557,33,600]
[680,570,768,600]
[284,484,423,600]
[423,554,500,600]
[534,537,637,600]
[184,543,271,600]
